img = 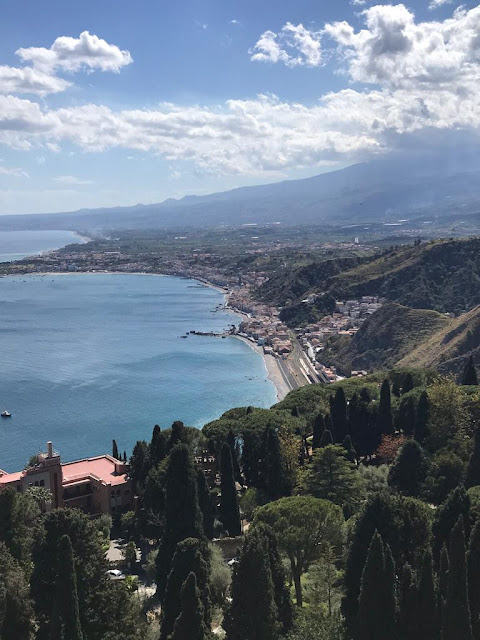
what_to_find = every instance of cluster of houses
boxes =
[238,316,293,356]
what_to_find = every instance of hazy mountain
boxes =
[2,149,480,231]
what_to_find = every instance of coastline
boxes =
[4,269,291,402]
[232,335,291,402]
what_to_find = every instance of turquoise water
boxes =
[0,230,82,262]
[0,274,276,471]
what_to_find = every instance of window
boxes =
[40,480,45,487]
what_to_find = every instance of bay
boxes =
[0,274,276,471]
[0,229,83,262]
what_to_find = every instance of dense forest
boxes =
[3,361,480,638]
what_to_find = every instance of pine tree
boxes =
[223,531,279,640]
[468,520,480,640]
[197,469,215,540]
[414,391,430,444]
[319,429,333,447]
[168,572,207,640]
[219,443,241,537]
[355,531,396,640]
[50,535,83,640]
[112,439,119,460]
[417,549,439,640]
[377,379,393,436]
[312,413,324,450]
[462,355,478,386]
[156,444,204,599]
[443,515,472,640]
[433,486,470,562]
[388,440,428,497]
[466,426,480,489]
[151,424,168,466]
[331,388,349,443]
[402,372,414,394]
[160,538,211,640]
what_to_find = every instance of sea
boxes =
[0,272,277,471]
[0,229,83,262]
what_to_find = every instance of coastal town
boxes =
[1,238,381,394]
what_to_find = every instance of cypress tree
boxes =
[398,563,417,640]
[466,426,480,489]
[123,450,127,462]
[439,543,449,603]
[433,486,470,562]
[219,443,241,537]
[331,387,349,443]
[223,531,279,640]
[169,421,186,449]
[342,434,357,463]
[377,379,393,436]
[312,413,324,450]
[260,427,286,499]
[414,391,430,444]
[151,424,168,466]
[197,469,215,540]
[402,373,414,394]
[443,515,472,640]
[319,429,333,448]
[388,440,428,497]
[168,572,207,640]
[112,439,119,460]
[161,538,211,640]
[227,430,242,483]
[396,395,416,436]
[462,355,478,386]
[50,535,83,640]
[156,444,204,599]
[255,524,294,635]
[355,531,396,640]
[416,549,439,640]
[392,381,401,397]
[468,520,480,640]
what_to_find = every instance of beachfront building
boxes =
[0,441,132,516]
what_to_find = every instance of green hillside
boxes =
[321,303,451,375]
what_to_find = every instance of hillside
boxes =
[398,305,480,377]
[2,149,480,231]
[322,303,451,374]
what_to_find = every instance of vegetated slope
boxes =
[326,237,480,314]
[255,256,366,306]
[325,303,451,374]
[398,305,480,377]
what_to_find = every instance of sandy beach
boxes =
[232,335,292,402]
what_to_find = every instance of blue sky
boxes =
[0,0,479,214]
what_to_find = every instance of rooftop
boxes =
[62,455,127,487]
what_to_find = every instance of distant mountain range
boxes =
[2,149,480,231]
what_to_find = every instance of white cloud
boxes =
[54,175,93,185]
[16,31,132,73]
[250,22,323,67]
[0,166,29,178]
[0,65,71,96]
[2,6,480,179]
[429,0,453,9]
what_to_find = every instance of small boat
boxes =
[1,411,11,418]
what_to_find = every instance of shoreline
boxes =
[1,269,291,402]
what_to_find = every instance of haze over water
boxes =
[0,230,82,262]
[0,274,276,471]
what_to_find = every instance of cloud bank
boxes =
[1,7,480,177]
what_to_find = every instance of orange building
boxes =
[0,441,132,516]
